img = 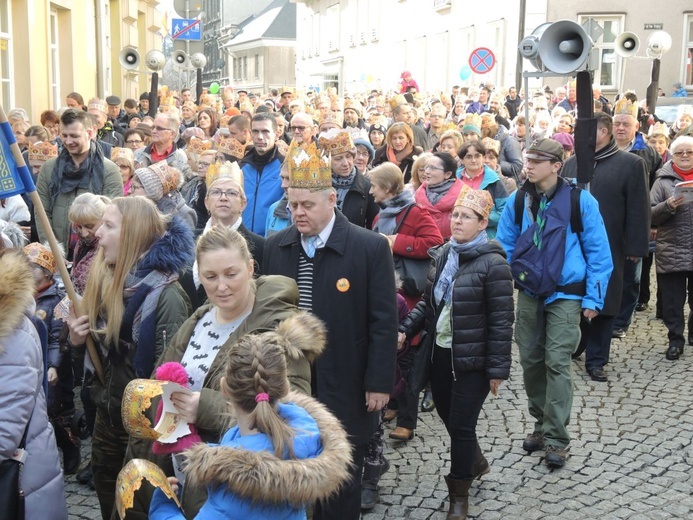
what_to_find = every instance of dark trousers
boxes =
[92,412,130,520]
[639,252,654,304]
[393,348,419,430]
[659,271,693,349]
[429,345,489,480]
[615,258,642,330]
[584,314,616,371]
[314,442,365,520]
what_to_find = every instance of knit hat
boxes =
[354,138,375,161]
[369,124,387,136]
[88,98,107,114]
[23,242,56,274]
[551,132,575,152]
[461,113,482,137]
[134,161,181,201]
[454,185,494,219]
[525,138,565,162]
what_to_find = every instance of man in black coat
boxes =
[262,152,398,519]
[561,112,650,382]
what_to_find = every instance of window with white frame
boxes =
[685,15,693,86]
[0,0,13,110]
[578,14,624,90]
[50,10,60,110]
[326,4,339,52]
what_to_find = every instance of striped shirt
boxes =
[297,249,314,311]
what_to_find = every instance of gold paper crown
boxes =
[454,185,494,219]
[318,110,343,129]
[28,140,58,162]
[187,136,214,157]
[481,137,500,156]
[239,101,254,114]
[462,113,482,130]
[148,160,180,195]
[389,94,408,110]
[111,147,134,165]
[614,98,638,118]
[206,161,244,190]
[88,98,107,114]
[318,128,355,157]
[648,122,670,137]
[343,99,361,116]
[122,379,166,440]
[440,121,459,133]
[23,242,56,273]
[217,135,246,159]
[287,140,332,190]
[276,139,289,156]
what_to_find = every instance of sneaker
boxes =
[611,328,627,339]
[544,444,569,468]
[522,432,544,453]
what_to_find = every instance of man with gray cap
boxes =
[497,138,612,468]
[106,95,128,131]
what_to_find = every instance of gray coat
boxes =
[0,251,67,520]
[651,161,693,274]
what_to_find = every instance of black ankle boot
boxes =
[53,420,81,475]
[421,389,435,412]
[361,463,383,510]
[444,475,472,519]
[472,444,490,479]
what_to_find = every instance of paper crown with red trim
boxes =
[187,136,214,157]
[28,140,58,162]
[287,140,332,190]
[318,128,355,157]
[23,242,56,274]
[217,134,246,160]
[454,185,493,219]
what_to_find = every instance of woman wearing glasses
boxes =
[414,152,464,240]
[456,140,508,239]
[399,187,513,519]
[651,136,693,360]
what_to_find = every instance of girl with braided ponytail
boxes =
[149,327,353,519]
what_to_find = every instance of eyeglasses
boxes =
[208,188,240,199]
[450,213,480,222]
[464,154,483,161]
[197,162,213,168]
[153,125,171,132]
[126,139,143,145]
[291,125,307,132]
[423,165,444,172]
[355,150,370,158]
[673,150,693,157]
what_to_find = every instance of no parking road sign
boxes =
[469,47,496,74]
[172,18,201,41]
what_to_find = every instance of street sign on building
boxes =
[172,18,202,41]
[469,47,496,75]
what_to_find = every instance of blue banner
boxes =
[0,120,35,198]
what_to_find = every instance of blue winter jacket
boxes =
[265,196,292,238]
[496,186,613,311]
[241,147,285,236]
[455,165,508,239]
[149,402,323,520]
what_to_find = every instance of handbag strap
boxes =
[392,203,416,235]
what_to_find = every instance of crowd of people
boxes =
[1,73,692,520]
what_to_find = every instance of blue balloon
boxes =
[459,66,472,81]
[360,73,366,81]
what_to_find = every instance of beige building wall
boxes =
[0,0,162,121]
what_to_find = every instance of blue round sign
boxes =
[469,47,496,75]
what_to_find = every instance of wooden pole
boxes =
[0,105,105,384]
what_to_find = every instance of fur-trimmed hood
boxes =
[137,216,195,276]
[0,250,35,347]
[182,391,352,506]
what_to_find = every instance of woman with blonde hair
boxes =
[372,122,422,183]
[68,193,110,295]
[149,326,352,519]
[408,152,433,193]
[111,147,136,194]
[66,196,193,519]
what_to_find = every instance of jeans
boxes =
[429,346,490,480]
[615,258,642,330]
[515,293,581,447]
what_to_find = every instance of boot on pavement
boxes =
[361,461,387,510]
[444,475,472,519]
[52,420,81,475]
[420,388,435,412]
[472,443,490,479]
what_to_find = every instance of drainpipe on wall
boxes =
[515,0,527,91]
[94,0,107,98]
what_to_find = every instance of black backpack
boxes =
[510,180,584,298]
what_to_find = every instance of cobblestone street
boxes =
[66,302,693,519]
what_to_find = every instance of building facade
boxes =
[0,0,162,120]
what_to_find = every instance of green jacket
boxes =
[90,282,191,428]
[121,275,309,520]
[36,156,123,249]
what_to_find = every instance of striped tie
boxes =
[533,195,547,249]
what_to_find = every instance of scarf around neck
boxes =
[426,178,456,205]
[373,190,415,235]
[594,137,620,162]
[49,142,105,207]
[434,231,489,305]
[332,169,357,209]
[386,143,414,166]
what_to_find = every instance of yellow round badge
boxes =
[336,278,350,292]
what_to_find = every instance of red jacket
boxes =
[414,180,464,240]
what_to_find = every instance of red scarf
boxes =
[673,163,693,182]
[386,144,414,166]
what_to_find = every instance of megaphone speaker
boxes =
[518,23,551,71]
[190,53,207,69]
[172,50,189,67]
[538,20,593,74]
[647,31,672,56]
[119,47,140,70]
[145,50,166,72]
[615,32,640,58]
